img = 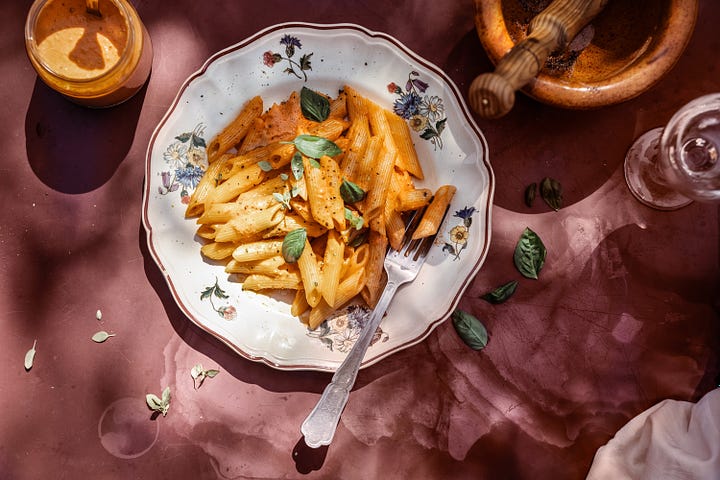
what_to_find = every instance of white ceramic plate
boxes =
[143,22,494,371]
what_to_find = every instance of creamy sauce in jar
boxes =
[25,0,152,107]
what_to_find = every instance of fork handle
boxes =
[301,279,403,448]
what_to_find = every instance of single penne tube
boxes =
[206,95,263,162]
[185,153,232,218]
[412,185,457,239]
[304,155,345,230]
[262,213,327,239]
[320,230,344,307]
[232,239,284,262]
[224,255,285,275]
[307,118,350,141]
[220,142,282,177]
[200,241,237,260]
[291,289,310,317]
[361,230,387,308]
[397,188,433,211]
[242,271,302,291]
[351,135,382,191]
[297,239,322,308]
[206,164,265,205]
[196,202,245,225]
[329,90,347,119]
[214,203,284,243]
[384,109,424,179]
[343,84,369,119]
[384,206,406,251]
[362,141,396,222]
[196,224,219,240]
[339,113,370,180]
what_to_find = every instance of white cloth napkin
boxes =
[586,388,720,480]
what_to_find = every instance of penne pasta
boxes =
[412,185,457,239]
[206,96,263,162]
[189,86,456,330]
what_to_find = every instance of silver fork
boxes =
[301,207,449,448]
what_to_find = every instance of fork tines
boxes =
[398,205,451,260]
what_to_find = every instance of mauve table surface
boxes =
[2,1,719,479]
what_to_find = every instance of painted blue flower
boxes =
[280,35,302,48]
[175,164,205,189]
[454,206,476,220]
[393,91,423,119]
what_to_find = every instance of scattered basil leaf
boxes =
[348,229,368,248]
[451,310,488,351]
[340,179,366,204]
[146,387,171,416]
[344,208,364,230]
[291,134,342,159]
[96,309,103,321]
[191,363,220,389]
[481,280,518,304]
[282,228,307,263]
[513,227,547,279]
[257,160,273,172]
[540,177,563,211]
[273,191,292,210]
[300,86,331,122]
[24,339,37,371]
[291,152,304,180]
[91,331,115,343]
[524,183,537,208]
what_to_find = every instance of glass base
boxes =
[624,127,693,211]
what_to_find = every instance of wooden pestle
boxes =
[469,0,608,119]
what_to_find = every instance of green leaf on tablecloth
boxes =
[540,177,563,211]
[481,280,518,304]
[513,227,546,279]
[24,339,37,371]
[91,331,115,343]
[451,310,488,350]
[524,182,537,208]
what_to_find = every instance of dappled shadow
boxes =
[25,77,147,194]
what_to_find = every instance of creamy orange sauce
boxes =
[34,0,128,79]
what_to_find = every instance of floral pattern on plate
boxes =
[262,34,314,81]
[157,124,208,204]
[387,71,446,149]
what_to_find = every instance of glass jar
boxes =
[24,0,153,108]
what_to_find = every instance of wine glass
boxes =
[624,93,720,210]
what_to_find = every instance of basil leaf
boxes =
[146,394,162,410]
[291,152,304,180]
[540,177,563,211]
[282,228,307,263]
[340,179,365,204]
[293,134,342,159]
[161,386,171,406]
[300,86,330,122]
[513,227,547,279]
[524,183,537,208]
[257,160,273,172]
[344,208,364,230]
[91,331,115,343]
[481,280,518,304]
[451,310,488,350]
[24,339,37,371]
